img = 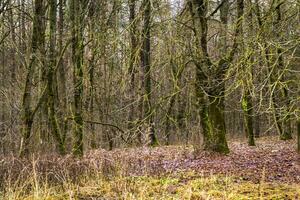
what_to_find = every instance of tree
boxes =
[297,120,300,153]
[241,0,255,146]
[189,0,244,153]
[57,0,68,149]
[70,0,88,156]
[273,1,292,140]
[47,0,66,154]
[20,0,46,157]
[0,0,298,156]
[127,0,138,137]
[141,0,157,146]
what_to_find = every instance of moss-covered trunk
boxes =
[279,83,292,141]
[20,0,45,157]
[195,64,210,150]
[127,0,138,133]
[242,88,255,146]
[207,94,229,154]
[141,0,157,146]
[20,116,33,157]
[47,0,65,155]
[297,119,300,153]
[57,0,68,145]
[165,94,176,145]
[70,0,86,156]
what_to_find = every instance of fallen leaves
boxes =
[0,136,299,191]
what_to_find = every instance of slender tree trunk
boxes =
[165,94,176,145]
[242,88,255,146]
[70,0,85,156]
[88,1,96,148]
[297,119,300,153]
[254,115,260,138]
[47,0,65,155]
[274,1,292,140]
[141,0,157,146]
[57,0,68,146]
[20,0,46,157]
[9,8,16,81]
[8,7,17,138]
[280,87,292,140]
[127,0,138,133]
[165,57,184,145]
[37,0,48,147]
[19,0,26,53]
[241,0,255,146]
[275,2,292,140]
[1,26,5,154]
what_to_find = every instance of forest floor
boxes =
[1,136,300,199]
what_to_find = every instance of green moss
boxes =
[242,95,248,111]
[280,132,293,141]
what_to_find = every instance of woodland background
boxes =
[0,0,299,156]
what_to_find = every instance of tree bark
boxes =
[87,1,96,148]
[189,0,244,153]
[242,89,255,146]
[20,0,46,157]
[127,0,138,134]
[241,0,255,146]
[274,2,292,140]
[70,0,86,156]
[297,119,300,153]
[57,0,68,147]
[47,0,66,155]
[141,0,157,146]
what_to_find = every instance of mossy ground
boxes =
[2,171,299,200]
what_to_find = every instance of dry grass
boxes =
[1,137,299,199]
[1,170,300,200]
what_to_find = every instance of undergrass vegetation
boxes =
[1,171,299,200]
[1,139,299,199]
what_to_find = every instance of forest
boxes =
[0,0,299,199]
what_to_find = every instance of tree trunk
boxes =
[254,115,260,138]
[70,0,86,156]
[195,64,210,150]
[47,0,65,155]
[57,0,68,147]
[20,0,46,157]
[127,0,138,134]
[297,119,300,153]
[141,0,157,146]
[274,1,292,140]
[241,0,255,146]
[165,94,176,145]
[165,56,184,145]
[242,88,255,146]
[280,87,292,140]
[189,0,244,153]
[88,1,96,149]
[8,7,17,139]
[207,89,229,153]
